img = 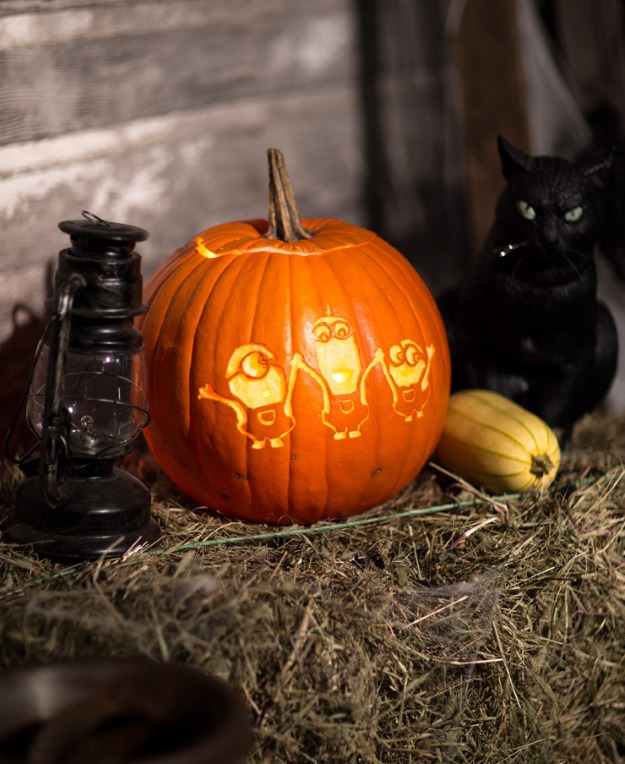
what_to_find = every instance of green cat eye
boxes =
[564,206,583,222]
[516,200,536,220]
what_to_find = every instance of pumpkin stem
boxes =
[530,453,555,478]
[265,148,313,242]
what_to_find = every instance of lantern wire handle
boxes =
[81,210,113,226]
[3,274,87,499]
[39,273,87,508]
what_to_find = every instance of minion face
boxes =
[227,344,287,409]
[312,316,362,395]
[388,340,428,392]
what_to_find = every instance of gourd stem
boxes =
[530,453,555,478]
[265,148,312,242]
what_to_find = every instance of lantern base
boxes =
[4,466,161,562]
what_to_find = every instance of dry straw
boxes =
[1,411,624,763]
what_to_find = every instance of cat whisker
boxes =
[562,253,584,279]
[493,240,529,258]
[511,253,528,278]
[566,248,591,260]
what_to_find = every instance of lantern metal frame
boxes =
[3,212,160,561]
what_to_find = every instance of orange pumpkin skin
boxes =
[140,217,450,524]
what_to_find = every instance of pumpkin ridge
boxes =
[245,251,279,516]
[371,240,441,464]
[356,243,431,489]
[321,252,375,514]
[468,391,542,452]
[331,245,414,508]
[352,252,414,490]
[185,257,236,419]
[147,256,234,504]
[203,254,254,389]
[247,250,275,358]
[143,246,197,306]
[145,247,206,335]
[366,239,429,344]
[285,254,295,519]
[447,406,538,454]
[191,255,253,507]
[153,254,225,435]
[363,237,450,461]
[232,251,278,513]
[298,255,330,516]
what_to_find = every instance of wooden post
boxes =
[453,0,531,252]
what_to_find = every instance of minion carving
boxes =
[382,340,435,421]
[198,344,294,449]
[289,315,384,440]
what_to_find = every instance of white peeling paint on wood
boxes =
[0,1,355,145]
[0,85,364,242]
[0,0,339,26]
[0,85,365,346]
[0,0,362,359]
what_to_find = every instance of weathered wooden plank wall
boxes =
[0,0,369,446]
[0,0,363,348]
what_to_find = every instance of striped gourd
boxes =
[434,389,560,493]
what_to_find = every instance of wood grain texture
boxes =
[0,0,345,17]
[453,0,531,251]
[0,0,354,145]
[0,0,363,368]
[0,85,364,346]
[356,0,467,293]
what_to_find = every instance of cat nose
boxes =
[543,222,557,241]
[542,219,560,247]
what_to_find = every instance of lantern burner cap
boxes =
[59,211,149,245]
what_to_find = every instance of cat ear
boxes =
[497,135,533,179]
[579,148,614,180]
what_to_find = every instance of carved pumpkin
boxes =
[139,150,450,524]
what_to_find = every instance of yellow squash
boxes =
[434,389,560,493]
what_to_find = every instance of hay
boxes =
[1,412,624,763]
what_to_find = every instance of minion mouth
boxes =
[402,389,416,402]
[258,409,277,426]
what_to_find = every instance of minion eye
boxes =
[389,345,404,365]
[241,352,268,378]
[313,322,332,342]
[517,200,536,220]
[333,320,351,339]
[405,344,420,366]
[564,206,583,222]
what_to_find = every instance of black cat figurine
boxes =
[439,135,617,446]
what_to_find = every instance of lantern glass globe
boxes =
[27,342,148,460]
